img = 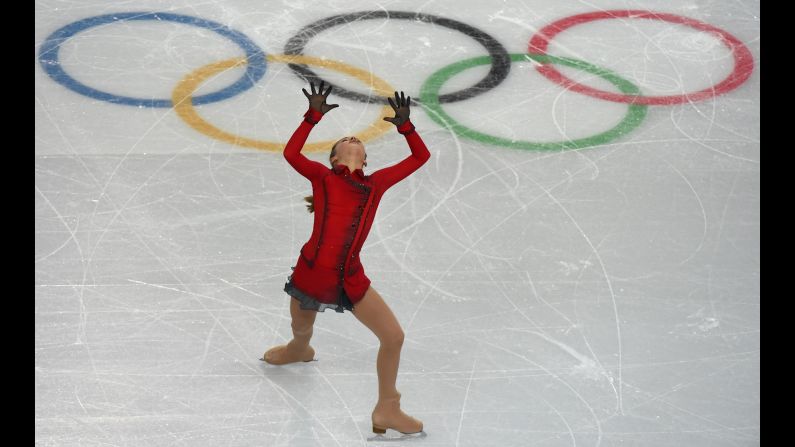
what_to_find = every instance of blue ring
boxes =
[38,12,267,108]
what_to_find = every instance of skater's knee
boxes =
[380,328,404,349]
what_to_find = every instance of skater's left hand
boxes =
[383,91,411,127]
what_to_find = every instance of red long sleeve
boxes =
[283,112,431,305]
[370,120,431,190]
[283,108,328,181]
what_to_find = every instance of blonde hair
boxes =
[302,138,366,213]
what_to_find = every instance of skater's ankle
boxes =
[375,391,402,406]
[286,340,312,350]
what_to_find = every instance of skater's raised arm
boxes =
[371,91,431,190]
[283,81,340,181]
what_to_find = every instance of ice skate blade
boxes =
[367,430,427,442]
[258,356,316,364]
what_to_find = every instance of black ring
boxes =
[284,10,511,104]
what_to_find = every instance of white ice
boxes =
[35,0,760,445]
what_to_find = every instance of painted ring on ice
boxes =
[172,54,394,152]
[284,10,511,104]
[527,10,754,105]
[419,53,648,151]
[38,12,267,108]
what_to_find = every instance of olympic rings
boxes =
[38,12,267,108]
[172,54,395,153]
[420,53,648,151]
[38,10,755,153]
[283,11,511,104]
[528,10,755,105]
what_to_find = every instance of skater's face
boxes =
[330,136,367,168]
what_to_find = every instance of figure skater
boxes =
[262,81,430,438]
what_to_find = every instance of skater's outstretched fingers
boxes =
[303,81,339,115]
[383,90,410,126]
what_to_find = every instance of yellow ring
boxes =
[172,54,395,153]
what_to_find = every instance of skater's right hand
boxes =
[383,91,411,127]
[302,81,339,115]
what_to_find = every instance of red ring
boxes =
[528,10,755,105]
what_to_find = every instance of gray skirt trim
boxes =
[284,267,353,313]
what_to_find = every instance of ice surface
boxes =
[35,1,760,445]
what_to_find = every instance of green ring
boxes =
[419,53,648,151]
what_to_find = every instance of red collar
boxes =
[333,164,366,180]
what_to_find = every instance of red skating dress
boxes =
[283,108,431,312]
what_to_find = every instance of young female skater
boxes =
[262,81,430,437]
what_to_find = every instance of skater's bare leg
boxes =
[353,287,402,398]
[263,297,317,365]
[287,297,316,349]
[353,286,423,434]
